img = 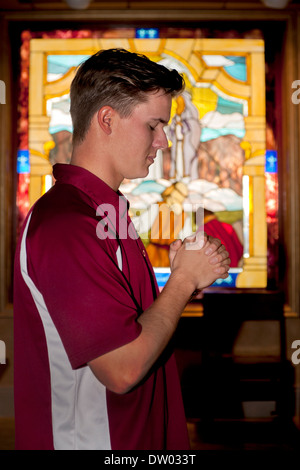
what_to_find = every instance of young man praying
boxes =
[14,49,230,450]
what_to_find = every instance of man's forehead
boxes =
[139,91,172,119]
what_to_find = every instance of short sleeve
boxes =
[27,210,142,369]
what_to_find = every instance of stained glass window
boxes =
[17,31,269,288]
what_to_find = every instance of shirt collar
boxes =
[52,163,129,217]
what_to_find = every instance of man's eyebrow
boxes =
[151,118,169,125]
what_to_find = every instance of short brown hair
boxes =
[70,48,185,145]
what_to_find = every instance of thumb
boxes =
[169,239,182,269]
[185,231,206,251]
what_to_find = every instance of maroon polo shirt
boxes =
[14,163,189,450]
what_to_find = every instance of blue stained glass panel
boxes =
[17,150,30,174]
[47,55,89,75]
[216,96,244,115]
[135,28,159,39]
[265,150,278,173]
[224,56,247,82]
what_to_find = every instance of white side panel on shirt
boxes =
[19,213,112,450]
[116,245,123,271]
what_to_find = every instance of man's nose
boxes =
[153,129,169,150]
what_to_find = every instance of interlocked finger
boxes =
[209,248,230,265]
[217,244,227,253]
[207,235,222,248]
[204,236,222,255]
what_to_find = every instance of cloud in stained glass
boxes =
[202,55,235,67]
[47,95,73,134]
[200,110,245,142]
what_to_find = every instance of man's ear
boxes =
[97,106,114,135]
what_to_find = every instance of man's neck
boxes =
[70,147,122,192]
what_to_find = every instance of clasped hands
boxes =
[169,232,231,300]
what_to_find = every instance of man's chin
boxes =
[127,168,149,181]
